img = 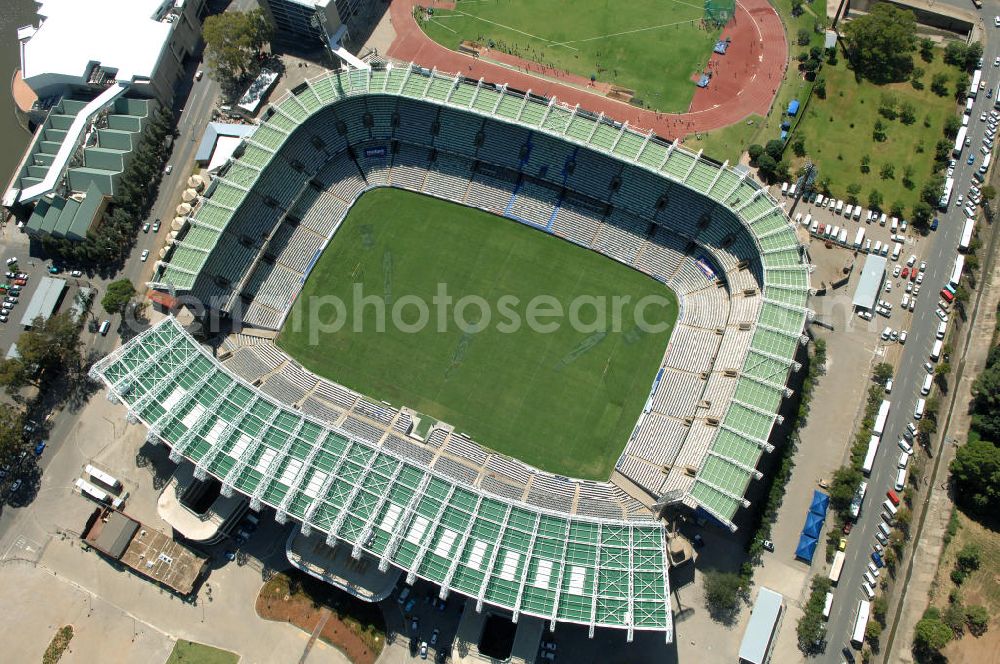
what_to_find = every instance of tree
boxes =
[797,576,832,654]
[919,38,935,62]
[900,101,917,125]
[944,114,962,140]
[16,313,82,376]
[950,439,1000,515]
[756,153,778,180]
[956,543,981,573]
[914,614,953,653]
[944,41,968,67]
[846,183,862,205]
[872,596,888,624]
[965,605,989,636]
[791,0,804,15]
[102,279,136,316]
[0,404,27,464]
[981,184,996,201]
[748,144,764,162]
[965,42,984,72]
[765,139,785,161]
[931,72,950,96]
[861,154,871,173]
[703,570,744,622]
[873,363,894,385]
[203,9,273,94]
[944,602,966,637]
[912,201,933,229]
[814,76,827,99]
[830,466,862,514]
[880,163,895,180]
[797,28,811,46]
[791,135,806,157]
[869,189,883,210]
[842,4,917,83]
[873,119,887,142]
[865,619,883,645]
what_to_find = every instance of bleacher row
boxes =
[153,65,810,529]
[219,335,652,520]
[214,137,764,505]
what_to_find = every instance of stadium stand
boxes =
[122,62,813,640]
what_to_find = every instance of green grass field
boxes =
[419,0,720,113]
[166,640,239,664]
[792,54,963,214]
[278,189,677,479]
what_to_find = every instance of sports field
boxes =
[418,0,720,113]
[278,189,678,480]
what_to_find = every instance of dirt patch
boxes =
[256,571,386,664]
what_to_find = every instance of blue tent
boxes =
[803,511,824,539]
[795,534,818,562]
[787,99,800,116]
[809,490,830,517]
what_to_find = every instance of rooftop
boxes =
[20,0,174,86]
[852,254,887,311]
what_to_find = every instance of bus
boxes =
[74,478,125,509]
[953,127,968,157]
[829,551,846,585]
[862,435,880,476]
[84,463,122,493]
[851,600,872,649]
[951,254,965,286]
[959,219,975,251]
[873,400,891,437]
[970,69,982,99]
[994,83,1000,109]
[939,177,955,209]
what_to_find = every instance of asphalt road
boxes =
[820,17,1000,662]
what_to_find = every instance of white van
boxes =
[891,217,899,232]
[914,398,926,419]
[879,212,888,226]
[898,451,909,469]
[836,200,844,214]
[895,467,907,491]
[891,242,902,261]
[810,220,819,234]
[883,499,898,517]
[789,183,798,197]
[804,213,812,228]
[823,592,834,619]
[936,321,947,339]
[853,206,862,220]
[845,204,853,218]
[921,374,933,395]
[816,194,826,207]
[874,240,883,255]
[931,340,943,361]
[99,320,111,336]
[781,182,789,196]
[878,521,891,538]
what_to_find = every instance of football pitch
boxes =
[278,189,678,480]
[419,0,720,113]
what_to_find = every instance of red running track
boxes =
[386,0,788,140]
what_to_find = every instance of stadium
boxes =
[92,61,811,642]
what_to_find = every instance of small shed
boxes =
[787,99,800,116]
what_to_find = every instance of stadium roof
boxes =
[852,254,886,310]
[92,317,674,639]
[20,276,66,327]
[150,63,811,531]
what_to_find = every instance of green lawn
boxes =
[278,189,677,479]
[419,0,719,113]
[793,54,963,214]
[166,640,239,664]
[684,0,827,161]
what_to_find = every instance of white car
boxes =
[981,112,988,122]
[885,378,893,393]
[956,194,964,207]
[899,438,913,455]
[899,330,908,344]
[947,167,954,177]
[893,265,901,278]
[919,261,926,272]
[995,15,1000,27]
[140,249,150,262]
[885,281,892,292]
[70,269,83,277]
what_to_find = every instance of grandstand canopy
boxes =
[852,255,886,311]
[92,317,674,640]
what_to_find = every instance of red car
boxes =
[901,267,910,279]
[910,270,917,281]
[886,489,900,506]
[843,521,854,535]
[12,279,26,286]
